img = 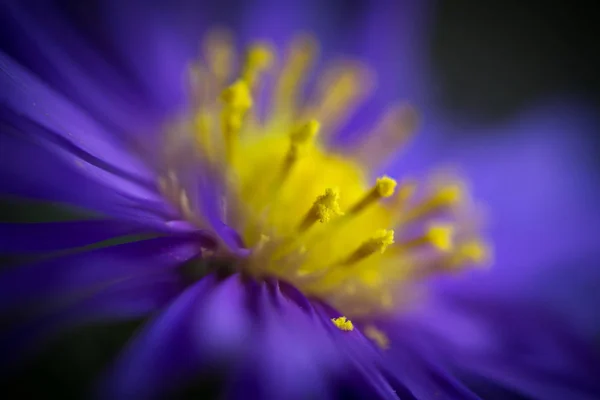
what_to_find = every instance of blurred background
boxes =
[1,0,599,398]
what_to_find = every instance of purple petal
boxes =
[0,220,152,254]
[103,276,337,399]
[0,1,163,140]
[0,236,200,313]
[396,294,600,400]
[314,303,479,400]
[99,275,217,400]
[0,120,177,224]
[238,0,324,48]
[99,0,212,113]
[224,281,341,400]
[429,101,600,338]
[0,272,184,370]
[0,50,155,185]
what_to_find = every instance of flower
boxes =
[1,2,600,399]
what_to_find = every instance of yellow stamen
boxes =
[299,188,343,232]
[352,104,419,170]
[343,229,394,265]
[404,185,463,223]
[347,176,397,215]
[220,80,253,161]
[221,80,253,110]
[284,119,320,166]
[393,180,417,212]
[242,43,274,87]
[187,62,206,109]
[426,224,455,252]
[460,240,488,263]
[395,224,455,253]
[183,33,489,319]
[331,316,354,331]
[274,35,317,116]
[193,111,212,152]
[364,325,390,349]
[445,239,490,269]
[306,64,373,135]
[204,29,234,87]
[276,120,321,187]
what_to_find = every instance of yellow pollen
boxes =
[364,325,390,349]
[343,229,394,265]
[299,188,343,232]
[331,316,354,331]
[375,176,397,198]
[347,176,397,215]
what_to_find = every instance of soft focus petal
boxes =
[0,50,156,189]
[225,281,340,400]
[0,220,151,254]
[100,0,212,113]
[395,294,600,400]
[100,275,218,400]
[432,101,600,336]
[0,236,200,313]
[103,274,478,399]
[0,273,183,371]
[0,1,161,138]
[0,117,177,224]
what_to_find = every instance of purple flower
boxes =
[1,1,599,399]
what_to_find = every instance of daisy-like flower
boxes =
[1,2,599,399]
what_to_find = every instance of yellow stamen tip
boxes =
[313,188,343,223]
[331,316,354,331]
[375,176,397,198]
[427,224,454,252]
[221,80,253,111]
[366,229,395,254]
[460,240,489,263]
[247,44,274,70]
[364,325,390,349]
[291,119,320,144]
[436,185,463,205]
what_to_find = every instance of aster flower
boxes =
[1,2,600,399]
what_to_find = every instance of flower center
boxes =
[159,31,489,318]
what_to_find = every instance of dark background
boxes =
[2,1,599,399]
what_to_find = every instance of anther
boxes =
[204,29,234,86]
[242,43,274,87]
[220,80,253,161]
[331,316,354,331]
[395,224,455,253]
[298,188,343,232]
[347,176,397,215]
[403,184,463,223]
[342,229,394,265]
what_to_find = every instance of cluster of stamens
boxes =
[158,30,490,338]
